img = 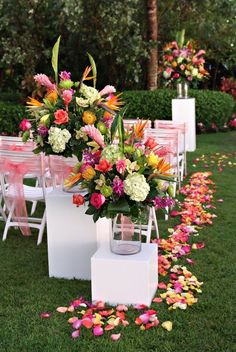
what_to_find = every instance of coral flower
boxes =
[73,194,85,207]
[95,159,113,173]
[54,109,69,125]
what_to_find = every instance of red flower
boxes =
[54,109,69,124]
[73,194,84,207]
[95,159,112,173]
[90,192,105,209]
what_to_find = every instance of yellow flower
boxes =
[147,151,159,167]
[46,90,58,105]
[161,321,173,331]
[82,165,96,180]
[82,111,97,125]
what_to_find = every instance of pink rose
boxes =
[19,118,32,131]
[90,192,105,209]
[173,73,180,79]
[54,109,69,125]
[116,159,126,174]
[62,90,73,106]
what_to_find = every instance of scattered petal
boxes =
[93,325,104,336]
[152,297,163,303]
[71,330,80,339]
[56,306,68,313]
[40,312,52,318]
[162,321,173,331]
[111,333,121,341]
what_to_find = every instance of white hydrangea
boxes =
[124,172,150,202]
[79,83,100,105]
[101,145,123,164]
[48,127,71,153]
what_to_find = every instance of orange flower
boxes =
[26,97,43,108]
[64,173,81,189]
[155,158,173,175]
[105,94,123,111]
[95,159,113,173]
[133,120,148,139]
[82,111,97,125]
[82,66,96,82]
[82,165,96,180]
[46,90,58,104]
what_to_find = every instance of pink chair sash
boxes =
[48,156,75,188]
[0,156,44,236]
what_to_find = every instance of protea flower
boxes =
[82,125,105,147]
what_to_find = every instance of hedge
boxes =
[123,89,235,128]
[0,89,235,135]
[0,102,27,135]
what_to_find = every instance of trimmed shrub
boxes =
[0,102,27,135]
[123,89,235,128]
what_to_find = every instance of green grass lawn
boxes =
[0,132,235,352]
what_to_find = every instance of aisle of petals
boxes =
[40,170,218,340]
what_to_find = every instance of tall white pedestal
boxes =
[172,98,196,152]
[45,189,111,280]
[91,243,158,306]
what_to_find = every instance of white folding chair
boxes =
[0,136,39,215]
[154,120,187,178]
[0,150,52,245]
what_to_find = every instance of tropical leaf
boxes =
[176,29,185,48]
[87,52,97,88]
[51,35,61,85]
[107,199,130,217]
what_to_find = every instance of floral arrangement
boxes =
[68,119,175,222]
[19,36,122,160]
[160,31,208,87]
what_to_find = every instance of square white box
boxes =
[46,189,111,280]
[91,243,158,306]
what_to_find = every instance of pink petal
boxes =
[72,319,82,330]
[93,325,104,336]
[71,330,80,339]
[105,324,115,331]
[56,306,68,313]
[217,199,224,202]
[111,333,121,341]
[40,312,52,318]
[158,282,167,290]
[196,243,205,249]
[152,297,163,303]
[133,304,147,310]
[116,304,128,312]
[68,317,78,324]
[186,258,194,265]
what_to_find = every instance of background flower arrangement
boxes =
[160,30,209,87]
[70,119,175,222]
[19,36,122,160]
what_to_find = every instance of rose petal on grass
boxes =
[40,312,52,318]
[152,297,163,303]
[162,321,173,331]
[56,306,68,313]
[158,282,167,290]
[111,333,121,341]
[93,325,104,336]
[116,304,128,312]
[71,330,80,339]
[133,304,147,310]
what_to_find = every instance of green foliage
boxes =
[123,89,235,128]
[0,102,27,135]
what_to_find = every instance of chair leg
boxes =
[2,202,15,241]
[37,210,46,245]
[151,207,159,239]
[30,200,38,215]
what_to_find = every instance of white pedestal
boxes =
[45,189,111,280]
[91,243,158,306]
[172,98,196,152]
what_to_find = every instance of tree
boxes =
[146,0,158,90]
